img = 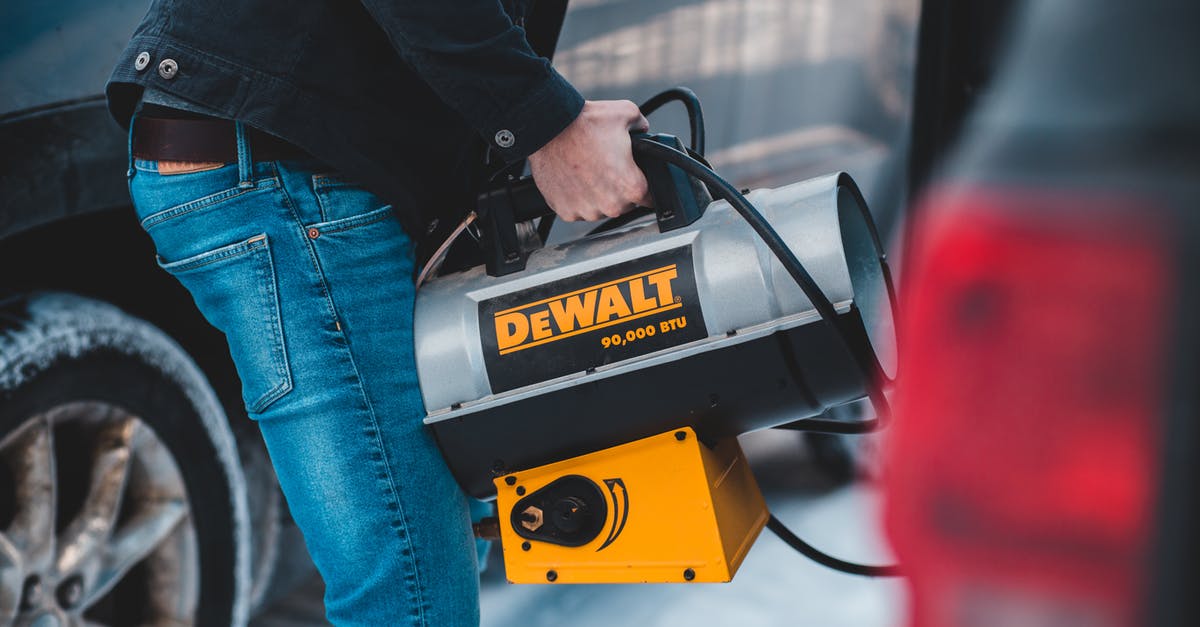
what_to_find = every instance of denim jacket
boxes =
[106,0,583,235]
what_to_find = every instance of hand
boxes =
[528,100,653,222]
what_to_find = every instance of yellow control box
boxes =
[494,427,768,584]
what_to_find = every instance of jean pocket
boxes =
[311,173,388,224]
[158,233,293,414]
[139,176,278,230]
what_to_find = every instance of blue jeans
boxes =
[127,122,482,625]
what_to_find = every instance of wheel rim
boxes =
[0,401,199,626]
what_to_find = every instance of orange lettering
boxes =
[495,312,529,351]
[628,277,658,313]
[548,291,597,333]
[530,310,553,341]
[595,285,632,323]
[646,269,678,306]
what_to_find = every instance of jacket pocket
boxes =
[158,234,293,414]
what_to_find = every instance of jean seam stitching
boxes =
[278,167,430,621]
[343,342,431,625]
[245,236,293,413]
[275,165,343,336]
[311,174,329,223]
[141,178,279,229]
[316,208,393,235]
[158,237,265,272]
[310,270,431,623]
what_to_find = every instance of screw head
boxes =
[521,541,531,551]
[516,486,526,496]
[504,476,517,486]
[546,570,558,582]
[683,568,696,581]
[675,431,687,441]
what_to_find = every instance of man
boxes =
[107,1,650,624]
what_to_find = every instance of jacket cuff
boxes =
[485,67,584,163]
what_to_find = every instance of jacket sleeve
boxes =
[357,0,584,162]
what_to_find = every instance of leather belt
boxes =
[132,116,311,163]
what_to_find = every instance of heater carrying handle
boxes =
[475,132,711,277]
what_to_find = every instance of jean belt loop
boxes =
[235,121,254,188]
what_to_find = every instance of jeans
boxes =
[127,122,481,626]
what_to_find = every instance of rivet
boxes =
[157,58,179,80]
[675,431,687,441]
[307,227,320,239]
[683,568,696,581]
[494,129,515,148]
[546,570,558,582]
[521,541,531,551]
[504,476,517,486]
[516,486,526,496]
[134,51,151,71]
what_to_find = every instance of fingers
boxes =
[630,113,650,134]
[617,100,650,133]
[530,99,655,223]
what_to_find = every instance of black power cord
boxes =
[767,515,901,577]
[630,137,891,434]
[639,86,706,155]
[630,135,902,578]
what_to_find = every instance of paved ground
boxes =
[253,430,906,627]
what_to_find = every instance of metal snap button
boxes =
[494,129,515,148]
[134,51,151,71]
[158,58,179,80]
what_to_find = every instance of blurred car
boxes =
[887,2,1200,626]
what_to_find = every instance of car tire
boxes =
[0,292,251,626]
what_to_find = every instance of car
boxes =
[1,2,310,624]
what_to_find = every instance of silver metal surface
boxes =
[418,173,880,422]
[0,402,198,626]
[134,52,150,71]
[157,58,177,80]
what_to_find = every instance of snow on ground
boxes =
[479,430,905,627]
[255,430,906,627]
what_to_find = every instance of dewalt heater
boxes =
[414,87,899,584]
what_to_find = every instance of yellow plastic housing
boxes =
[495,427,768,584]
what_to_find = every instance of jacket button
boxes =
[158,58,179,80]
[134,51,151,71]
[494,129,515,148]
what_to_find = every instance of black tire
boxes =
[0,293,250,626]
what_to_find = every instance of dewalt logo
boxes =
[493,264,682,355]
[480,247,707,393]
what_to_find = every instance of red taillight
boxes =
[886,188,1175,627]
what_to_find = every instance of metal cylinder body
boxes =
[416,172,893,497]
